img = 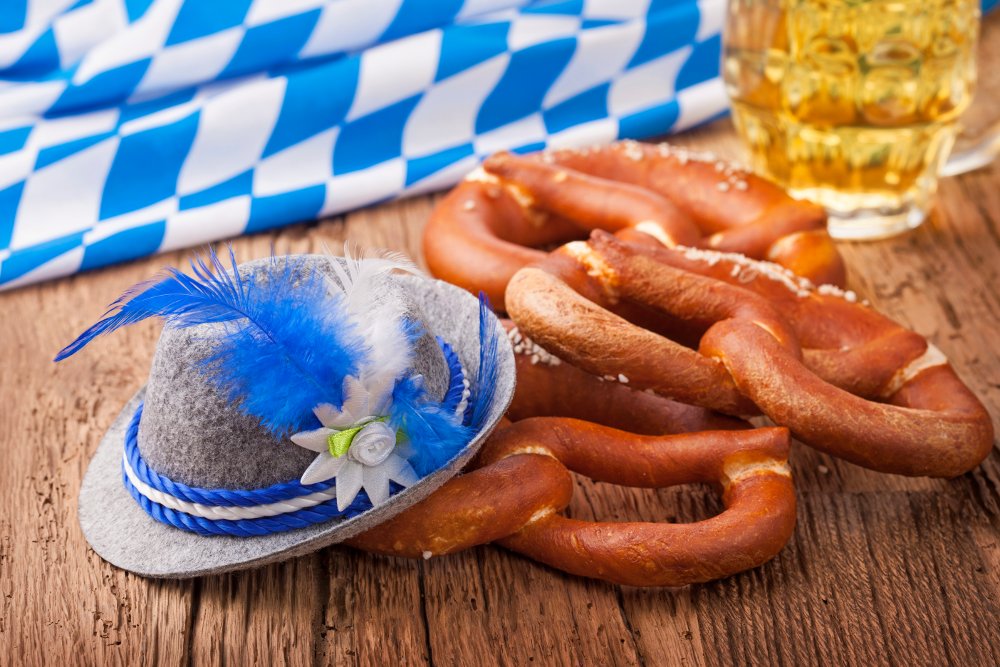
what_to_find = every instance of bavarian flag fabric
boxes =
[0,0,745,288]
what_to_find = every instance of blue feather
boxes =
[202,256,368,436]
[56,248,369,437]
[389,294,503,476]
[436,336,467,415]
[54,246,252,361]
[468,293,502,430]
[388,376,472,477]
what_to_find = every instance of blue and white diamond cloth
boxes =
[0,0,734,289]
[8,0,989,289]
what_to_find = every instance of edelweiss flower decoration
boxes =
[291,376,418,510]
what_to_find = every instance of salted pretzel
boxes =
[505,231,993,478]
[424,141,846,310]
[348,418,795,587]
[347,337,798,586]
[502,320,749,434]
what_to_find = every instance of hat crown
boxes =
[136,256,448,490]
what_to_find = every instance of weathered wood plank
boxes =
[695,491,1000,667]
[189,559,323,667]
[2,15,999,666]
[319,550,431,665]
[420,520,642,666]
[0,255,193,666]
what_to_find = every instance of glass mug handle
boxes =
[941,118,1000,176]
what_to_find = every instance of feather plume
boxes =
[202,256,368,436]
[56,247,368,436]
[388,376,472,477]
[388,294,503,475]
[324,244,422,406]
[55,246,252,361]
[436,337,467,415]
[468,293,502,429]
[326,241,422,317]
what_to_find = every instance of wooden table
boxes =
[3,19,1000,667]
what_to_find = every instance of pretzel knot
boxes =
[424,140,846,311]
[348,419,795,587]
[505,231,993,478]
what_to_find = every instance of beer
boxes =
[723,0,979,239]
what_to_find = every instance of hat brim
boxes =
[77,276,515,578]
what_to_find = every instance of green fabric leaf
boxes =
[327,426,362,457]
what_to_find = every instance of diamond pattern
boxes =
[0,0,791,289]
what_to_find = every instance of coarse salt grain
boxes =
[677,245,857,302]
[621,140,645,162]
[507,327,561,366]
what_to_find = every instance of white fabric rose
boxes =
[348,421,395,466]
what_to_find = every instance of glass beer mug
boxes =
[722,0,980,239]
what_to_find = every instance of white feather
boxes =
[324,243,423,406]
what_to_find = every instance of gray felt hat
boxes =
[69,253,514,578]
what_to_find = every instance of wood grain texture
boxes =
[2,16,999,667]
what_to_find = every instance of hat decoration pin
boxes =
[56,247,514,577]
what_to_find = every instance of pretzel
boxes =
[348,419,795,587]
[424,141,846,310]
[505,231,993,477]
[503,320,749,435]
